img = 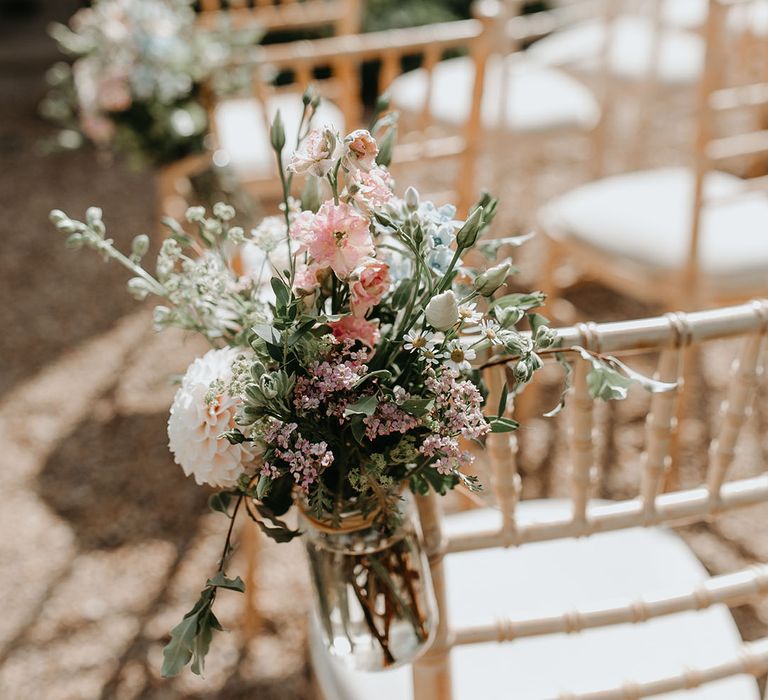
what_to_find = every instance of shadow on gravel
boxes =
[37,410,208,550]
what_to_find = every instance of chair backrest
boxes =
[196,0,362,37]
[520,0,695,174]
[686,0,768,301]
[413,299,768,699]
[209,1,500,213]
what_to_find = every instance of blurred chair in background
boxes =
[312,299,768,700]
[387,0,601,220]
[528,0,705,173]
[537,0,768,322]
[156,0,363,219]
[207,1,500,214]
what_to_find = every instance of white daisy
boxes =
[479,318,505,346]
[403,329,438,352]
[458,302,482,325]
[420,346,446,366]
[444,340,477,372]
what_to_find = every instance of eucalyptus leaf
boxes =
[206,572,246,592]
[344,394,379,417]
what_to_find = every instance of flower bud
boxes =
[270,110,286,152]
[455,206,483,249]
[474,260,511,296]
[513,359,532,384]
[535,325,557,349]
[213,202,235,221]
[185,206,206,223]
[127,277,153,301]
[131,234,150,258]
[404,186,420,212]
[153,305,173,326]
[425,290,459,331]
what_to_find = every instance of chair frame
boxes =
[409,298,768,699]
[201,2,500,214]
[538,0,768,314]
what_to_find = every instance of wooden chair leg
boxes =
[241,518,261,638]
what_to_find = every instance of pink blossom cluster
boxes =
[418,434,473,475]
[261,420,334,491]
[426,370,490,440]
[293,341,369,418]
[363,400,419,441]
[418,370,491,476]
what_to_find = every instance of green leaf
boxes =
[161,612,199,678]
[208,492,233,516]
[497,382,509,418]
[488,416,520,433]
[400,398,434,417]
[256,474,272,500]
[492,292,546,311]
[206,572,246,593]
[391,280,414,310]
[271,277,290,311]
[542,352,573,418]
[246,504,301,543]
[251,323,282,346]
[219,429,246,445]
[190,613,213,677]
[344,394,379,417]
[350,416,367,445]
[528,312,550,334]
[353,369,392,388]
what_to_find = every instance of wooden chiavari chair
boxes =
[195,0,362,37]
[311,299,768,699]
[205,1,499,214]
[537,0,768,320]
[384,0,602,217]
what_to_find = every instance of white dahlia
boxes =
[168,347,260,488]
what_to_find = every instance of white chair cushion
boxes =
[661,0,708,30]
[213,92,345,178]
[528,15,704,87]
[662,0,768,35]
[388,55,600,135]
[539,166,768,295]
[311,500,758,700]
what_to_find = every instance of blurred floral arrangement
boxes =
[50,92,671,678]
[41,0,258,168]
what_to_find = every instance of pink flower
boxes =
[289,201,373,278]
[293,262,324,296]
[348,166,394,213]
[287,127,343,177]
[344,129,379,171]
[328,315,380,347]
[349,257,391,317]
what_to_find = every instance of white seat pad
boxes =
[388,55,600,134]
[311,500,758,700]
[528,15,704,87]
[539,166,768,294]
[662,0,707,30]
[213,92,346,178]
[662,0,768,34]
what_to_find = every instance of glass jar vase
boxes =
[300,492,438,671]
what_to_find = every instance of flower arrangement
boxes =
[41,0,258,167]
[50,92,671,678]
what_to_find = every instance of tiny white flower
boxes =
[403,329,437,352]
[479,318,505,345]
[425,290,459,331]
[458,302,482,325]
[444,340,477,372]
[421,347,446,366]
